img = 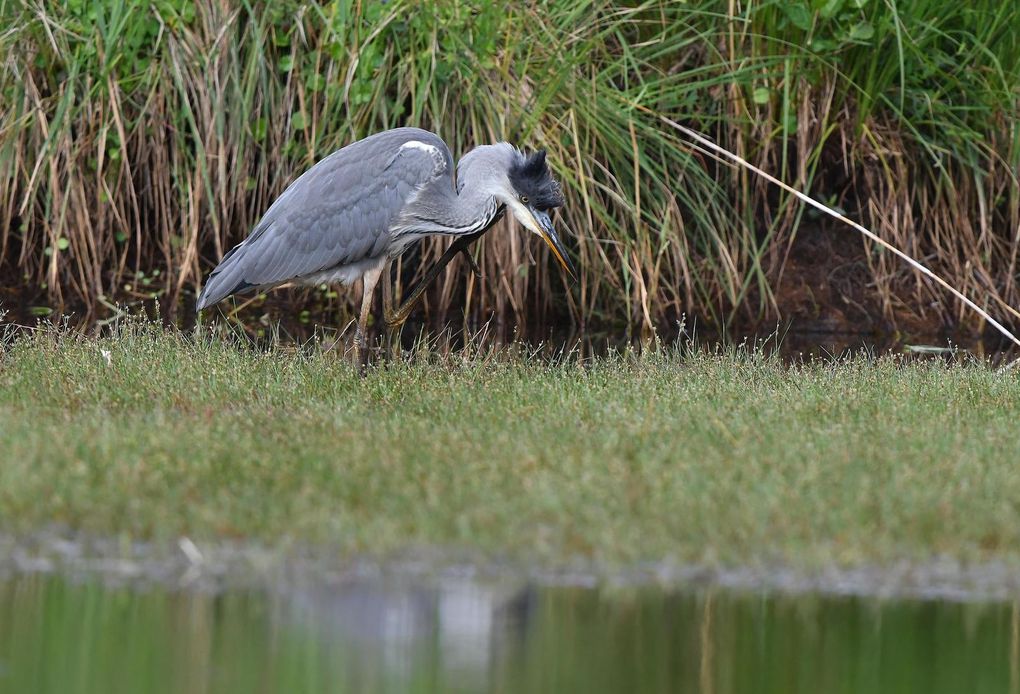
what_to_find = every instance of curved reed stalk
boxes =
[659,114,1020,366]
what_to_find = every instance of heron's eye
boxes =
[520,195,529,204]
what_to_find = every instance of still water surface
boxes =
[1,574,1016,693]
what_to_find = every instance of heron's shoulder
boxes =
[384,127,449,148]
[376,131,453,182]
[355,128,451,160]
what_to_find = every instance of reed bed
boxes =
[1,0,1018,335]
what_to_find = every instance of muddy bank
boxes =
[4,530,1020,602]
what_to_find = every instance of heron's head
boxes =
[459,144,575,279]
[505,149,574,279]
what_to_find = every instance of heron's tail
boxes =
[196,243,253,311]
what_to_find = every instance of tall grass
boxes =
[1,0,1018,336]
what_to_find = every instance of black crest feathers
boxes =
[508,149,564,211]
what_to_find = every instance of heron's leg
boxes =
[381,261,399,357]
[385,236,481,329]
[381,262,394,319]
[356,264,383,370]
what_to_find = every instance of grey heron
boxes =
[196,127,574,356]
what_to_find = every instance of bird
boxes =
[196,127,575,358]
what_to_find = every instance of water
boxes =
[1,574,1016,694]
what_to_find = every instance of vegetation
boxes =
[1,1,1018,335]
[2,322,1020,568]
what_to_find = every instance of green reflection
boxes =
[0,575,1014,694]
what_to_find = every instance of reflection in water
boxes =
[0,574,1015,693]
[278,577,533,692]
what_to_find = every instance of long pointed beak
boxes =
[529,207,576,280]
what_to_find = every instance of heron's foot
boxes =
[382,323,403,360]
[384,304,412,330]
[384,271,432,330]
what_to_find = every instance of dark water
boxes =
[1,574,1017,694]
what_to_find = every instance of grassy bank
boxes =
[2,1,1018,333]
[2,323,1019,569]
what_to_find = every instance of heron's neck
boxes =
[394,173,503,243]
[437,177,502,235]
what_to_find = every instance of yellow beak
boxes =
[526,207,576,280]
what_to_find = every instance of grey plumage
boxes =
[196,127,574,343]
[197,128,452,309]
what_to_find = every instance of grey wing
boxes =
[196,128,452,309]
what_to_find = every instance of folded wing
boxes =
[196,128,451,309]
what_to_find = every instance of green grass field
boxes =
[2,323,1019,572]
